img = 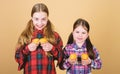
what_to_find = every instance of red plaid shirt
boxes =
[15,30,63,74]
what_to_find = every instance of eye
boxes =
[33,17,39,21]
[42,18,47,21]
[35,18,39,21]
[82,32,87,34]
[76,31,79,33]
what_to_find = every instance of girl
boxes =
[15,3,63,74]
[61,18,102,74]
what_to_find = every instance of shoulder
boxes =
[93,46,99,51]
[53,31,61,38]
[53,31,59,35]
[93,46,101,55]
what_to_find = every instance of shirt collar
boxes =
[73,42,86,50]
[32,28,44,39]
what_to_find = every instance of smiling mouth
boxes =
[77,38,83,40]
[37,25,44,28]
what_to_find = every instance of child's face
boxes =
[32,12,48,30]
[73,25,88,44]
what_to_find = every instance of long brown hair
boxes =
[67,18,95,60]
[16,3,56,48]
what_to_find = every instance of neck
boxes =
[76,41,84,48]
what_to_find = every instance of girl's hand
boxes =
[28,42,38,51]
[41,42,53,52]
[81,58,91,65]
[68,58,77,65]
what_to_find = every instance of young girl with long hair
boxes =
[15,3,63,74]
[60,18,102,74]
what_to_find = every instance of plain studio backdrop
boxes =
[0,0,120,74]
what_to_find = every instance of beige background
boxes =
[0,0,120,74]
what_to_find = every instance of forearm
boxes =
[15,45,30,70]
[63,59,72,69]
[91,56,102,69]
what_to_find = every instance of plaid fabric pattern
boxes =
[15,30,63,74]
[63,42,102,74]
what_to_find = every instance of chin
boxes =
[36,27,42,30]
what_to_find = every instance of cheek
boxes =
[42,20,47,26]
[84,35,88,40]
[32,19,37,25]
[73,34,77,40]
[33,22,36,26]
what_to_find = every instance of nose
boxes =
[79,33,82,37]
[38,20,42,24]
